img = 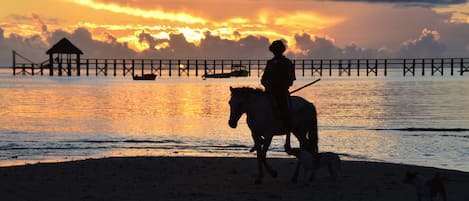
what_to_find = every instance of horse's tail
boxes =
[308,103,319,154]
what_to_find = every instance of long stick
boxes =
[290,78,321,94]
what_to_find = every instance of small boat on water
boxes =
[202,65,249,79]
[133,74,157,80]
[229,69,249,77]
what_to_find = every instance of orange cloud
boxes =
[69,0,207,24]
[434,2,469,23]
[275,12,344,30]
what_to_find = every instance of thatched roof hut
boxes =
[46,38,83,55]
[46,38,83,76]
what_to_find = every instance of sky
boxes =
[1,0,469,66]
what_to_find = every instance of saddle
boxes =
[269,95,293,131]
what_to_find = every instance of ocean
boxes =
[0,73,468,172]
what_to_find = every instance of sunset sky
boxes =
[1,0,469,65]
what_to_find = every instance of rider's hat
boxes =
[269,40,286,54]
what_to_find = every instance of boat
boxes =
[230,69,249,77]
[133,74,157,80]
[202,65,249,79]
[202,73,231,79]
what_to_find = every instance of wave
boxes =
[63,139,183,144]
[404,134,469,139]
[373,127,469,132]
[1,146,109,150]
[0,142,251,151]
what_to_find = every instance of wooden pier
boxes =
[8,38,469,78]
[11,53,469,78]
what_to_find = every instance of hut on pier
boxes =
[46,38,83,76]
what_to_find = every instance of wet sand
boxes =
[1,157,468,201]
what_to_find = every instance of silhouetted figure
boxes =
[261,40,296,132]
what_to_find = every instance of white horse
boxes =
[228,87,318,184]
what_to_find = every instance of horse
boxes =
[228,87,318,184]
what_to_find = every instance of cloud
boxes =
[70,0,207,24]
[6,14,32,23]
[0,27,271,66]
[321,0,468,6]
[137,31,166,50]
[31,13,49,35]
[137,31,271,59]
[54,28,137,58]
[0,25,466,67]
[0,29,9,66]
[0,27,137,66]
[198,32,270,58]
[397,28,446,57]
[292,33,388,58]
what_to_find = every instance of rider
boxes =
[261,40,296,133]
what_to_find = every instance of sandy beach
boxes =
[1,157,468,201]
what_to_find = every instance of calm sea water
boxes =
[0,73,468,172]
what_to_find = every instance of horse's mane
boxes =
[230,87,265,96]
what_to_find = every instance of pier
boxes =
[8,38,469,78]
[11,54,469,78]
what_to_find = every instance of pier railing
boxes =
[10,54,469,78]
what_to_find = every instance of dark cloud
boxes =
[0,30,48,65]
[137,31,168,51]
[292,31,449,59]
[138,32,195,58]
[293,33,344,58]
[103,32,119,45]
[397,28,446,57]
[0,27,137,66]
[0,29,9,66]
[198,32,271,59]
[48,28,137,58]
[437,22,469,57]
[138,31,271,59]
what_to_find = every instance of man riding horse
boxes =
[228,40,318,184]
[261,40,296,135]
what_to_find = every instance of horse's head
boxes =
[228,86,263,128]
[228,87,247,128]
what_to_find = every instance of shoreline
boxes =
[2,156,468,201]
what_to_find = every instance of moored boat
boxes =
[133,74,157,80]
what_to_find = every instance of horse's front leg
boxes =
[261,136,277,178]
[291,160,301,183]
[253,134,264,184]
[284,132,291,151]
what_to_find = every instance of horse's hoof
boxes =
[284,143,291,151]
[271,171,278,178]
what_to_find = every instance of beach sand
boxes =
[1,157,468,201]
